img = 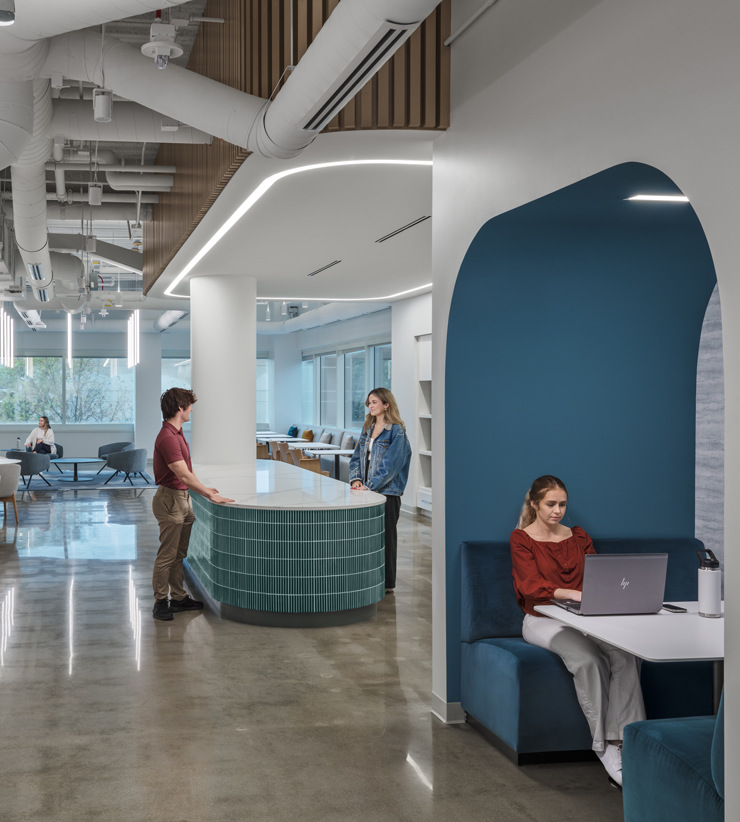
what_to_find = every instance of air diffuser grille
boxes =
[308,260,341,277]
[375,216,431,243]
[300,20,418,133]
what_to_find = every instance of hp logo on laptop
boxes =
[621,578,630,590]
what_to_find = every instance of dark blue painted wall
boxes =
[444,163,717,701]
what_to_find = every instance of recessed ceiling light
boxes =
[627,194,689,203]
[164,159,433,299]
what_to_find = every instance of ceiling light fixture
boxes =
[0,0,15,26]
[0,304,13,368]
[66,312,72,370]
[164,159,433,299]
[259,283,433,303]
[281,301,287,315]
[627,194,689,203]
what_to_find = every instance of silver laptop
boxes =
[551,553,668,616]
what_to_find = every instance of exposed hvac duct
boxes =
[42,191,160,204]
[0,80,34,168]
[252,0,442,158]
[42,31,265,150]
[51,99,213,144]
[0,0,184,46]
[154,309,188,332]
[256,301,390,335]
[10,78,54,296]
[105,171,174,191]
[14,304,45,330]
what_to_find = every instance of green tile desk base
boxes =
[185,494,386,627]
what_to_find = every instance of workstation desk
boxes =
[184,461,387,627]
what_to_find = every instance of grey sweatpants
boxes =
[522,614,646,751]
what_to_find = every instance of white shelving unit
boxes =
[416,335,432,514]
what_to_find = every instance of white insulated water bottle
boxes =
[697,549,722,618]
[15,437,20,450]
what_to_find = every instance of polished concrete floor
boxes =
[0,490,625,821]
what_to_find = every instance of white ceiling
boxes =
[148,131,437,303]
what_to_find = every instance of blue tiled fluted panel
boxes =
[187,495,386,613]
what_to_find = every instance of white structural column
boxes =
[190,275,256,466]
[135,331,162,462]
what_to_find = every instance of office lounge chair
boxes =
[103,448,149,486]
[5,451,51,489]
[0,462,21,522]
[97,441,135,474]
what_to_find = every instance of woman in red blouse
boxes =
[510,475,646,787]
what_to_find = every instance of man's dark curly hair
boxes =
[161,387,197,421]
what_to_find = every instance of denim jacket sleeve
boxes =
[365,426,411,493]
[348,437,365,485]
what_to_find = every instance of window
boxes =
[256,359,270,426]
[301,357,314,424]
[371,343,392,390]
[66,358,133,423]
[0,357,63,424]
[302,340,392,430]
[161,358,191,393]
[0,357,134,424]
[344,348,367,428]
[319,354,337,426]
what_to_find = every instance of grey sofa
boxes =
[103,448,149,485]
[289,425,361,482]
[97,441,135,474]
[5,450,51,488]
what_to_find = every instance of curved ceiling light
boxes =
[164,159,433,299]
[259,283,432,302]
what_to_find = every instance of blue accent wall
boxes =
[444,163,717,701]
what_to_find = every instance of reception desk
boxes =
[184,460,387,627]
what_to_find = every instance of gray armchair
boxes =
[96,441,135,474]
[103,448,149,486]
[5,450,51,488]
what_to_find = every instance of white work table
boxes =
[535,601,724,712]
[193,459,384,510]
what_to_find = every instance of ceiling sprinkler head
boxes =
[155,54,169,70]
[99,309,108,317]
[142,23,183,69]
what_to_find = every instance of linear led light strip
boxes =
[627,194,689,202]
[67,312,72,369]
[0,305,13,368]
[164,159,434,300]
[127,310,140,368]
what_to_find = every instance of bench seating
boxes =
[460,537,713,764]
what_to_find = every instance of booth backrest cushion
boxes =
[461,536,704,644]
[461,541,523,642]
[712,692,724,798]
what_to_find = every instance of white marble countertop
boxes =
[193,460,386,511]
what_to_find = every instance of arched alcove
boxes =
[444,162,718,701]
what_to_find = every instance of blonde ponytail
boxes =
[517,475,568,529]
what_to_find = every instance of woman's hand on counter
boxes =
[351,482,368,490]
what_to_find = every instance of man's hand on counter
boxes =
[206,488,234,505]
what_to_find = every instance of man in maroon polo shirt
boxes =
[151,387,233,621]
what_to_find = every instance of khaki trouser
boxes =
[152,485,195,601]
[522,614,646,751]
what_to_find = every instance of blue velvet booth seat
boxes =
[622,692,724,822]
[460,538,713,764]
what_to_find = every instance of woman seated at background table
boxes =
[510,474,646,787]
[25,416,56,455]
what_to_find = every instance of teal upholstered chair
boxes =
[622,692,724,821]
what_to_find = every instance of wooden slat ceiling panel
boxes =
[144,0,450,293]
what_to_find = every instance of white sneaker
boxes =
[597,743,622,786]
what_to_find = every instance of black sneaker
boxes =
[153,599,173,621]
[169,595,204,612]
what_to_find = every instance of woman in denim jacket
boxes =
[350,387,412,594]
